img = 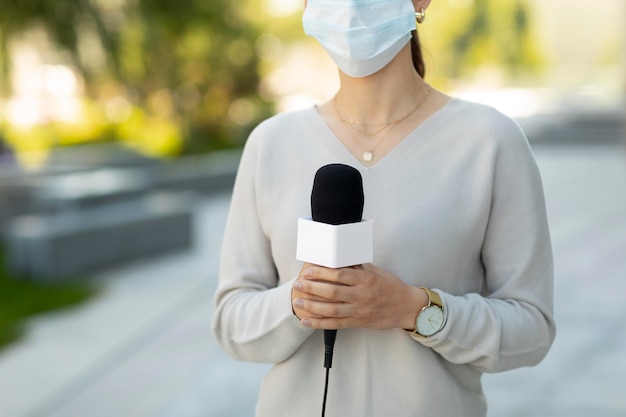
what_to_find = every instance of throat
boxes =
[332,85,432,164]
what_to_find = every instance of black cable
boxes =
[321,329,337,417]
[323,330,337,368]
[322,367,330,417]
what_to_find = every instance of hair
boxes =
[410,30,426,78]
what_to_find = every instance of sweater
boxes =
[212,98,556,417]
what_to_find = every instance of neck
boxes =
[334,44,427,124]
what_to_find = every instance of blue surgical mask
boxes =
[302,0,416,77]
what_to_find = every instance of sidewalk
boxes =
[0,192,269,417]
[483,143,626,417]
[1,143,625,417]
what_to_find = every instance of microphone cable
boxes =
[321,329,337,417]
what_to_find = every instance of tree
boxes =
[0,0,545,158]
[421,0,544,86]
[0,0,272,156]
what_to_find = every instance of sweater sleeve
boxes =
[211,129,314,363]
[416,117,556,373]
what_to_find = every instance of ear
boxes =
[412,0,432,10]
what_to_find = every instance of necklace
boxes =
[335,88,428,128]
[334,85,431,163]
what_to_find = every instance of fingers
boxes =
[293,263,383,329]
[292,277,353,328]
[291,283,331,320]
[293,278,348,300]
[300,264,365,286]
[293,297,350,320]
[300,317,350,330]
[292,297,355,330]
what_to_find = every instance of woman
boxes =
[212,0,556,415]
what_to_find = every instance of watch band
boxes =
[419,286,443,309]
[405,287,445,337]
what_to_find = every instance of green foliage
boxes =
[0,0,274,156]
[0,247,96,350]
[421,0,544,86]
[0,0,546,158]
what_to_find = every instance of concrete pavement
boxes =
[483,144,626,417]
[0,143,625,417]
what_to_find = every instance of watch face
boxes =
[416,305,444,336]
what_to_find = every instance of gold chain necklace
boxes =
[334,85,431,129]
[335,85,431,163]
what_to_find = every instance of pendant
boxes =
[363,151,373,162]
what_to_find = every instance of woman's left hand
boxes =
[292,263,427,330]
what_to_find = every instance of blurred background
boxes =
[0,0,625,416]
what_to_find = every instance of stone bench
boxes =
[4,192,195,282]
[21,150,241,214]
[30,166,156,213]
[154,149,241,194]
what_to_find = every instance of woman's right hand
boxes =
[292,262,342,320]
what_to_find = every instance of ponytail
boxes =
[410,30,426,78]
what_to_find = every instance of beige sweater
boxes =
[212,99,555,417]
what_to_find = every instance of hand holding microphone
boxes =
[293,163,425,331]
[293,262,425,331]
[293,163,428,417]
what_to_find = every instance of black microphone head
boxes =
[311,164,364,225]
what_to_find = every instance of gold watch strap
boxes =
[418,286,443,308]
[404,287,444,337]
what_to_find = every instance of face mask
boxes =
[302,0,416,78]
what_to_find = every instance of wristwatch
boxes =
[409,287,445,337]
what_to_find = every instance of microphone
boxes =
[300,163,370,417]
[311,164,364,226]
[297,164,371,270]
[310,164,365,370]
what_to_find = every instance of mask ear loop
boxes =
[416,8,426,24]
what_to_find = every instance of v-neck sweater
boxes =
[212,98,555,417]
